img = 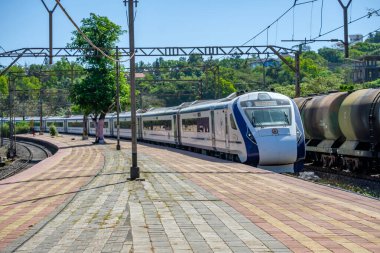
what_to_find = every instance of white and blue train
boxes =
[5,91,306,173]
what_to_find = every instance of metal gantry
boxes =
[0,45,301,96]
[0,45,296,58]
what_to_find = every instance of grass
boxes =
[318,178,380,199]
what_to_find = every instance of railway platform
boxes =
[0,134,379,253]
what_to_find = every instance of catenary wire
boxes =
[54,0,133,63]
[319,0,324,36]
[313,8,380,40]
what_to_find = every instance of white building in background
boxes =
[349,34,363,44]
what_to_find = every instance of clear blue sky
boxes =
[0,0,379,66]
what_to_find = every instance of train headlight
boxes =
[246,128,257,145]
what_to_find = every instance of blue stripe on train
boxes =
[291,100,306,173]
[232,100,259,165]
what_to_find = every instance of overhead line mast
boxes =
[41,0,59,64]
[337,0,353,58]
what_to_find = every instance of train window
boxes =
[143,120,172,131]
[244,107,291,127]
[68,121,83,128]
[115,120,132,129]
[90,121,109,128]
[47,121,64,128]
[182,117,210,133]
[230,114,237,130]
[240,99,290,107]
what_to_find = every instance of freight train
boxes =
[2,91,305,173]
[294,88,380,174]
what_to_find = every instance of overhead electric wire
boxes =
[349,0,353,22]
[310,1,314,39]
[213,0,316,62]
[242,0,317,46]
[54,0,133,63]
[362,27,380,39]
[319,0,324,36]
[312,7,380,40]
[292,2,296,40]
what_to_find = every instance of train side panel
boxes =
[213,108,229,152]
[89,118,111,137]
[115,116,132,138]
[46,119,65,133]
[67,118,84,134]
[141,114,176,144]
[179,110,213,150]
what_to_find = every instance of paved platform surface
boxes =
[0,134,379,252]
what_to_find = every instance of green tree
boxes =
[0,75,8,96]
[318,47,344,63]
[350,42,380,54]
[365,32,380,43]
[68,13,126,143]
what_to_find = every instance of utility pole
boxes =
[41,0,59,64]
[116,46,121,150]
[337,0,352,58]
[212,66,217,99]
[0,93,3,147]
[0,111,3,147]
[39,88,44,135]
[295,45,301,98]
[198,80,203,99]
[7,76,15,159]
[139,83,143,109]
[125,0,140,180]
[216,66,220,98]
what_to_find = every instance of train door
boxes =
[211,110,216,149]
[177,113,181,145]
[173,114,178,144]
[225,110,230,150]
[110,118,114,136]
[137,116,142,140]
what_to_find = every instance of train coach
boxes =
[45,116,66,133]
[5,91,305,173]
[120,91,305,173]
[294,88,380,173]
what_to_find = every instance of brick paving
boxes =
[0,134,379,252]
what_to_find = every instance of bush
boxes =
[49,124,58,136]
[15,121,30,134]
[0,123,9,138]
[1,121,32,137]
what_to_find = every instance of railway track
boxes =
[0,139,51,180]
[302,164,380,198]
[304,164,380,181]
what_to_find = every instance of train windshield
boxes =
[244,107,291,127]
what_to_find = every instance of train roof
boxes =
[45,116,67,120]
[66,115,84,120]
[138,92,244,115]
[109,111,132,117]
[179,93,238,113]
[142,106,180,116]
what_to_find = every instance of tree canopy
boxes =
[69,13,128,118]
[67,13,127,141]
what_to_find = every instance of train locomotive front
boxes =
[232,92,305,173]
